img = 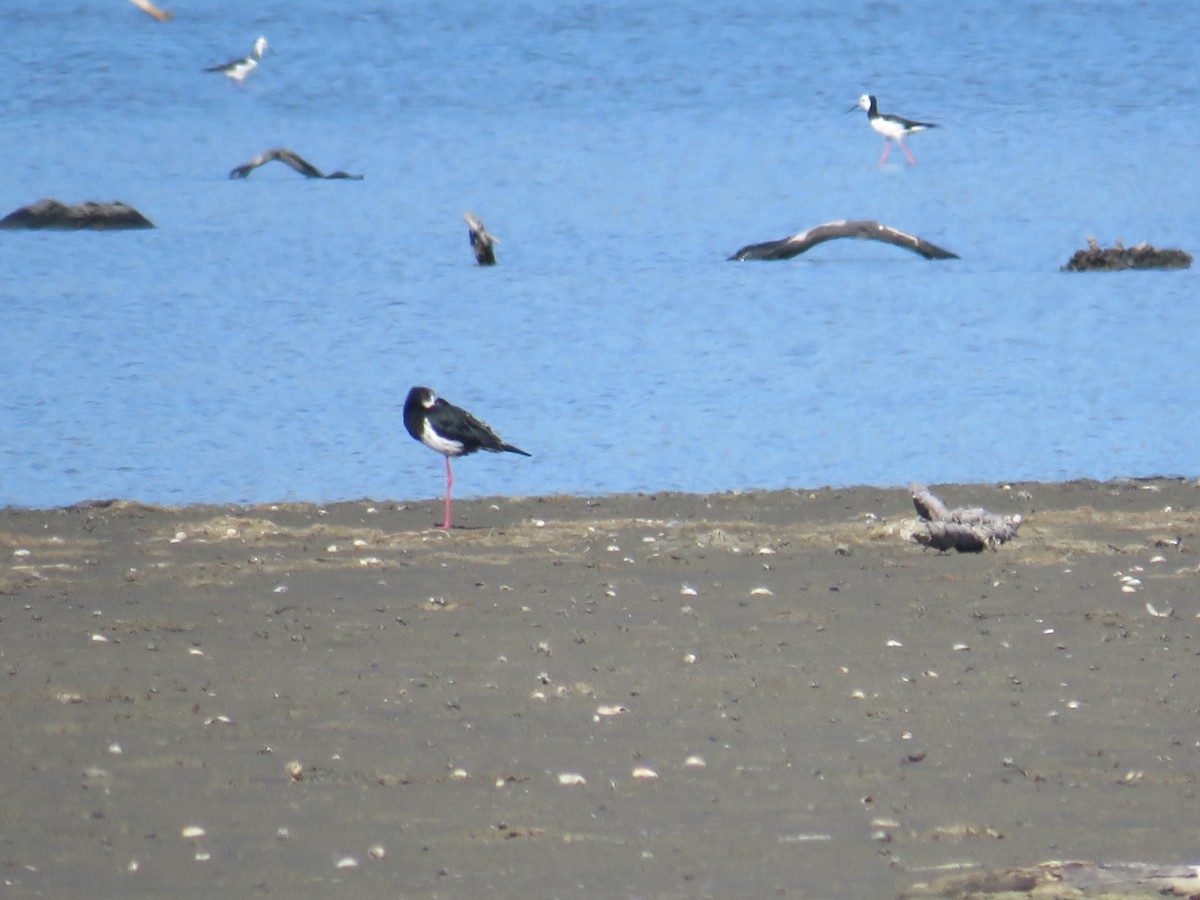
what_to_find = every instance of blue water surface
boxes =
[1,0,1197,508]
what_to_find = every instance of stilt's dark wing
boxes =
[729,220,958,261]
[428,400,530,457]
[204,54,248,73]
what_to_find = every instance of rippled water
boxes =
[1,0,1197,508]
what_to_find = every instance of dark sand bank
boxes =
[2,479,1198,898]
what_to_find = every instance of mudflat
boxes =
[2,479,1197,898]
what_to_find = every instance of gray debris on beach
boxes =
[901,859,1200,898]
[909,483,1021,552]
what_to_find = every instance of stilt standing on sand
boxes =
[402,386,530,530]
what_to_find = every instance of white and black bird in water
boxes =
[403,386,530,530]
[849,94,936,164]
[204,36,269,83]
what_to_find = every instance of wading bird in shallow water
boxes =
[204,36,268,84]
[848,94,936,164]
[403,386,530,530]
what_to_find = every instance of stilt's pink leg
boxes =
[441,456,454,530]
[879,143,890,164]
[900,140,916,164]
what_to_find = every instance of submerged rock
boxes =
[0,199,155,231]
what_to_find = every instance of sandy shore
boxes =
[2,479,1198,898]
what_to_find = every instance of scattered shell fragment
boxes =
[952,642,970,652]
[631,766,659,780]
[91,633,109,643]
[367,844,386,860]
[778,833,832,843]
[850,689,867,700]
[181,825,206,840]
[886,639,903,648]
[557,772,586,786]
[449,768,469,780]
[684,755,706,768]
[285,760,304,781]
[170,531,187,543]
[595,705,628,718]
[57,692,84,704]
[749,587,774,596]
[108,742,123,755]
[1145,602,1173,618]
[335,856,359,869]
[188,647,205,656]
[680,584,698,596]
[194,851,211,862]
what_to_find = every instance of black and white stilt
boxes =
[403,386,530,529]
[204,36,269,84]
[848,94,936,164]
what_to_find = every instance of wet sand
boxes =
[2,479,1198,898]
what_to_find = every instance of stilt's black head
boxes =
[403,386,437,441]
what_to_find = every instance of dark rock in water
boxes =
[0,199,155,231]
[1063,237,1191,271]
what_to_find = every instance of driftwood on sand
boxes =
[901,859,1200,899]
[728,220,959,262]
[1063,237,1191,271]
[0,199,155,230]
[910,483,1021,552]
[463,211,499,265]
[228,148,363,180]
